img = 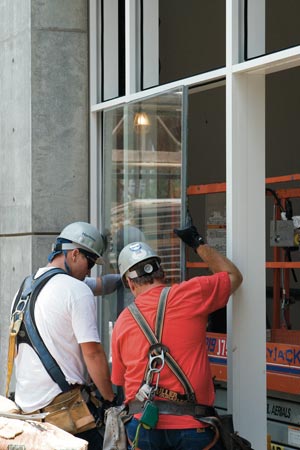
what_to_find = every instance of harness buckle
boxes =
[148,344,169,370]
[145,343,169,390]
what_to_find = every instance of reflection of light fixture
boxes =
[134,112,151,134]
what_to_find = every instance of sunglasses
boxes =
[78,249,97,270]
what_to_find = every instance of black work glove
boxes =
[101,394,118,411]
[87,385,118,427]
[174,214,205,250]
[98,394,118,425]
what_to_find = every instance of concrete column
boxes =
[0,0,89,395]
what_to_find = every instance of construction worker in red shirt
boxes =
[111,220,243,450]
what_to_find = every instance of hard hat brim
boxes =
[54,242,104,265]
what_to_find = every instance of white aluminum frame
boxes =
[103,0,119,100]
[89,1,300,448]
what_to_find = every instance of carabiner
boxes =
[149,352,165,372]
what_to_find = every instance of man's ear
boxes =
[71,248,80,262]
[127,277,133,290]
[127,278,136,295]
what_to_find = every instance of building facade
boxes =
[2,1,300,448]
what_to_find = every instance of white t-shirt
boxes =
[14,268,101,413]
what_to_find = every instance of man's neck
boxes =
[133,280,165,297]
[47,255,66,271]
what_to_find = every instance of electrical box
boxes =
[270,220,295,247]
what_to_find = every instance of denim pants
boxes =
[75,428,104,450]
[126,418,225,450]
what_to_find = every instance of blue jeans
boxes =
[126,418,225,450]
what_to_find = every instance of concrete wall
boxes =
[0,0,89,396]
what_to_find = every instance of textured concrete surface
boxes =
[31,28,89,230]
[0,236,33,395]
[0,0,89,395]
[0,0,32,234]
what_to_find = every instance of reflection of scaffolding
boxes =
[109,105,182,285]
[157,116,181,147]
[112,114,181,149]
[110,199,181,285]
[112,149,181,167]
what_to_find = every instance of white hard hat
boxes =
[55,222,106,264]
[118,241,161,284]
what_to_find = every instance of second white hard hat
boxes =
[118,241,161,283]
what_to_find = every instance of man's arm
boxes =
[174,223,243,295]
[196,244,243,294]
[80,341,115,401]
[84,274,121,296]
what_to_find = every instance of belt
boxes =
[37,384,85,413]
[128,399,216,417]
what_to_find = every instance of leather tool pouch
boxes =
[202,414,254,450]
[220,415,253,449]
[42,388,96,435]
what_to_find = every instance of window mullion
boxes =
[125,0,139,94]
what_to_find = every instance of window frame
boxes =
[89,2,300,447]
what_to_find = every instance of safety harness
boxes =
[6,268,72,397]
[127,287,215,413]
[126,287,218,449]
[126,287,254,450]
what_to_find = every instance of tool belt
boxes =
[35,387,96,435]
[127,399,216,417]
[128,401,253,449]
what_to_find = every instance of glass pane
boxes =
[156,0,225,86]
[100,0,125,102]
[267,0,300,54]
[246,1,300,60]
[185,83,226,328]
[265,67,300,448]
[101,88,184,351]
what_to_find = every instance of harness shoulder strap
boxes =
[128,302,157,344]
[155,287,170,342]
[10,268,71,393]
[11,275,33,314]
[128,287,195,402]
[25,268,67,331]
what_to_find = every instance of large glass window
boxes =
[89,1,300,446]
[266,67,300,330]
[157,0,225,86]
[94,0,125,102]
[186,83,226,331]
[100,87,185,351]
[246,1,300,60]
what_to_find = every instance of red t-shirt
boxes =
[111,272,230,429]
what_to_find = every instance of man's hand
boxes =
[174,214,243,295]
[173,224,205,250]
[98,394,118,424]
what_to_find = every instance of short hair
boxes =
[128,258,165,286]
